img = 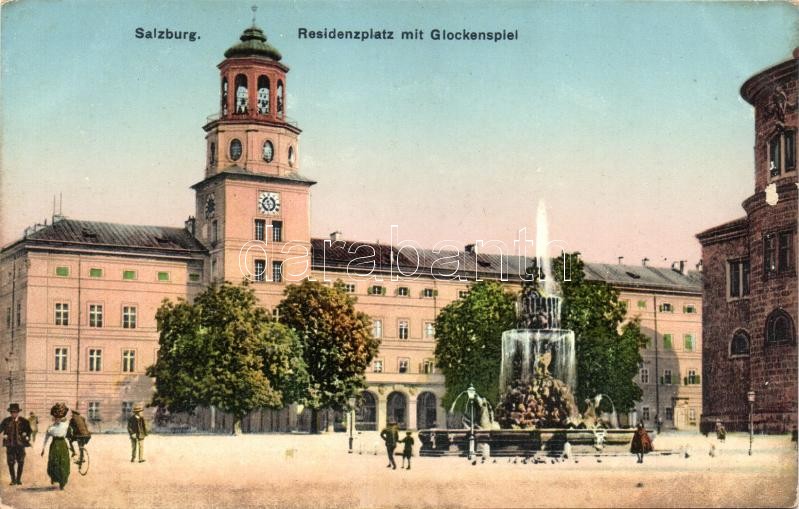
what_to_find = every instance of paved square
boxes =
[1,431,796,508]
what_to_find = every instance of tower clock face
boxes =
[262,140,274,162]
[204,195,216,219]
[258,191,280,215]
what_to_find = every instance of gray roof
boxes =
[5,219,207,257]
[310,238,701,293]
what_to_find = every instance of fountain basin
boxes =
[418,428,642,457]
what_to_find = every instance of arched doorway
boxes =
[356,391,377,431]
[416,392,438,429]
[386,392,407,429]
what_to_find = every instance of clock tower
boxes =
[192,23,315,297]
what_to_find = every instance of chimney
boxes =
[641,257,649,267]
[465,243,477,254]
[185,216,196,236]
[679,260,686,274]
[330,231,343,242]
[617,256,624,265]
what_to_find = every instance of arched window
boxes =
[355,391,377,431]
[234,74,248,114]
[221,79,228,115]
[257,75,270,114]
[416,392,437,429]
[277,81,284,116]
[209,142,216,166]
[730,329,750,356]
[766,309,796,344]
[386,391,407,430]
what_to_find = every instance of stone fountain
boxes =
[419,202,638,457]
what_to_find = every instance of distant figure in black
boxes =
[400,431,414,470]
[380,421,399,470]
[1,403,32,485]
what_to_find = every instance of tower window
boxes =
[766,309,795,344]
[257,75,270,114]
[730,330,750,356]
[229,139,242,161]
[209,142,216,166]
[786,130,796,171]
[234,74,248,114]
[271,221,283,242]
[765,231,795,278]
[769,134,781,176]
[728,259,750,298]
[221,78,228,115]
[254,219,266,241]
[288,146,295,167]
[277,81,284,115]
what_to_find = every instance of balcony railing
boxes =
[205,111,298,128]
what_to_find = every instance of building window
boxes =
[254,260,266,282]
[373,319,383,339]
[122,401,133,421]
[683,334,695,352]
[212,220,219,244]
[209,142,216,166]
[189,273,201,283]
[786,129,796,171]
[373,359,383,373]
[54,348,68,371]
[662,334,673,350]
[778,232,795,274]
[665,407,673,421]
[122,350,136,373]
[398,358,409,374]
[683,304,697,314]
[765,231,795,278]
[663,369,672,385]
[344,283,356,293]
[272,221,283,242]
[424,322,435,339]
[422,288,435,298]
[686,369,699,385]
[254,219,266,241]
[88,402,101,422]
[368,285,385,295]
[157,271,170,281]
[765,309,796,344]
[659,303,673,313]
[730,330,750,356]
[637,300,647,310]
[728,259,750,298]
[55,266,69,277]
[272,261,283,283]
[642,407,650,421]
[398,320,409,340]
[122,270,137,281]
[122,306,137,329]
[639,368,649,384]
[230,138,243,160]
[16,302,21,326]
[89,268,103,278]
[458,290,468,299]
[397,287,409,297]
[422,359,435,374]
[88,349,103,372]
[769,133,781,176]
[89,305,103,328]
[55,303,69,326]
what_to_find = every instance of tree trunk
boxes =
[310,408,319,434]
[232,417,242,436]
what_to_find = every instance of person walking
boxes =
[630,421,653,463]
[41,403,70,490]
[715,420,727,442]
[379,420,399,470]
[67,409,91,465]
[28,412,39,445]
[1,403,32,485]
[127,404,148,463]
[400,431,414,470]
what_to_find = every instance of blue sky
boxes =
[2,0,797,265]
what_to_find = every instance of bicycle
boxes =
[73,445,90,476]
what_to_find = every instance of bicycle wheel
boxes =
[78,448,90,476]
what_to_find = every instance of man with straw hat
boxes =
[127,403,148,463]
[1,403,32,485]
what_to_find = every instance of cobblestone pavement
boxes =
[1,431,796,508]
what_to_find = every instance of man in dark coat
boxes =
[630,421,653,463]
[379,421,399,469]
[67,409,92,464]
[127,404,148,463]
[0,403,32,485]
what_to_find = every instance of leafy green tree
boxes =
[554,253,646,412]
[147,282,308,434]
[434,280,517,410]
[277,279,379,433]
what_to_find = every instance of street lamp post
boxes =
[467,384,476,460]
[747,390,756,456]
[348,396,356,454]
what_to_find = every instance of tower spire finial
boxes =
[251,5,258,26]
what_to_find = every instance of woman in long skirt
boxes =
[630,421,653,463]
[41,403,70,489]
